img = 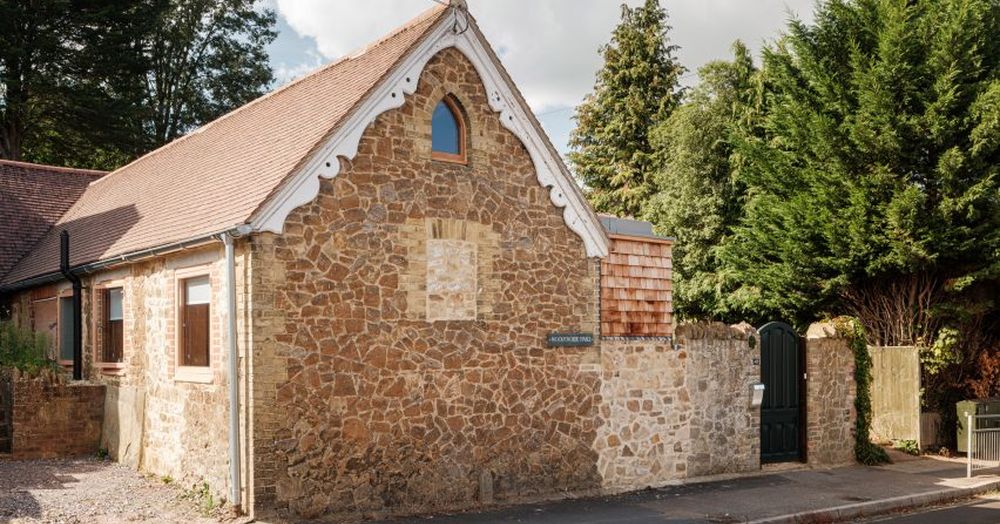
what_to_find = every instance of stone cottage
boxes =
[0,2,859,521]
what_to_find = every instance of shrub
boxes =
[0,321,57,373]
[834,316,891,466]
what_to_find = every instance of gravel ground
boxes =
[0,457,235,523]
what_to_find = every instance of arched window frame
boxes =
[431,95,468,164]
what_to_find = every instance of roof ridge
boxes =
[0,159,107,177]
[88,2,449,189]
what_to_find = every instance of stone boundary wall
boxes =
[3,369,105,459]
[804,323,856,466]
[594,322,760,492]
[0,369,11,453]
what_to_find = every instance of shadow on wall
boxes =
[3,203,141,282]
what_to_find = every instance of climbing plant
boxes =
[834,316,890,465]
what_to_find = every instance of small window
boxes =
[180,276,210,367]
[58,296,75,362]
[431,96,466,163]
[102,288,124,363]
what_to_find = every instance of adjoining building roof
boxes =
[0,160,106,280]
[598,215,674,242]
[3,0,611,287]
[1,4,449,286]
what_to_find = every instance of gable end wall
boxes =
[249,48,603,519]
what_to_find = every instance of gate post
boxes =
[967,413,973,478]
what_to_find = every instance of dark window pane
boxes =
[432,100,461,155]
[59,297,74,361]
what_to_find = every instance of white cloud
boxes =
[273,48,324,84]
[272,0,815,152]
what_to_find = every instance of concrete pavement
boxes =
[383,452,1000,523]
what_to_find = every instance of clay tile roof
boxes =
[0,160,106,280]
[1,3,448,286]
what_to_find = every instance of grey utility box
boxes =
[956,398,1000,453]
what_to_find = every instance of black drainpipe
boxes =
[59,231,83,381]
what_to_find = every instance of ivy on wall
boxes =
[834,317,890,465]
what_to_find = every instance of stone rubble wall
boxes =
[805,322,856,466]
[249,48,603,520]
[0,368,11,453]
[4,369,105,459]
[4,245,251,504]
[594,323,761,491]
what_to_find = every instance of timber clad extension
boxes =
[600,234,673,337]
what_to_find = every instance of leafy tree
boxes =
[0,0,276,170]
[144,0,276,147]
[0,0,154,168]
[645,42,759,320]
[720,0,1000,333]
[569,0,684,217]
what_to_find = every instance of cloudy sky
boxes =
[265,0,815,155]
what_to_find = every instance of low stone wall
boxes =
[4,369,105,459]
[594,322,760,491]
[804,323,856,466]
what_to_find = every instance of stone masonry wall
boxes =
[250,48,603,520]
[119,250,234,496]
[6,370,105,459]
[594,323,760,491]
[7,245,251,504]
[805,322,856,466]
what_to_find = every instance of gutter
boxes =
[0,227,242,294]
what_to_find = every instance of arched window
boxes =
[431,96,466,163]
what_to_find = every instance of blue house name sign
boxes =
[547,332,594,347]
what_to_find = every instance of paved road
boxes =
[391,494,1000,523]
[863,495,1000,523]
[383,461,998,524]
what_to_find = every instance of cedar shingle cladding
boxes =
[0,160,105,279]
[600,235,673,337]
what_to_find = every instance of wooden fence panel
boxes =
[869,345,921,445]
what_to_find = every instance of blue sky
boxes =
[265,1,815,157]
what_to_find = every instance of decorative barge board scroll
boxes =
[250,7,609,259]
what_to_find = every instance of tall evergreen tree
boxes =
[720,0,1000,334]
[645,42,759,320]
[569,0,684,217]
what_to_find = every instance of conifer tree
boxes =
[569,0,684,217]
[644,42,759,320]
[720,0,1000,333]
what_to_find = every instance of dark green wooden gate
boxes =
[759,321,805,463]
